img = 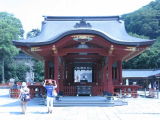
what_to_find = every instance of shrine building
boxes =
[13,16,154,96]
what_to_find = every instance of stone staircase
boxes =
[53,96,127,107]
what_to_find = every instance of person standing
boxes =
[43,79,57,113]
[19,82,30,114]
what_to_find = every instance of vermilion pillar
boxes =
[54,56,59,93]
[107,57,113,93]
[118,60,122,84]
[103,64,107,92]
[44,60,49,79]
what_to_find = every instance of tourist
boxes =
[19,82,30,114]
[43,79,57,113]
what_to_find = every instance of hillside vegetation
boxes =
[122,0,160,69]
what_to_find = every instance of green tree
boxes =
[122,0,160,69]
[33,60,44,82]
[0,12,24,83]
[26,29,44,82]
[26,29,40,38]
[122,0,160,39]
[8,62,29,82]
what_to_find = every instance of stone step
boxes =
[52,96,127,107]
[58,96,107,101]
[42,96,128,107]
[54,101,114,107]
[54,103,114,107]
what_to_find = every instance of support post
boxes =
[103,57,113,95]
[158,79,159,99]
[118,60,122,84]
[103,64,107,92]
[44,60,49,79]
[54,56,60,93]
[107,57,113,93]
[156,77,160,99]
[1,58,5,83]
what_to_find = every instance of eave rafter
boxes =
[19,46,44,60]
[122,47,148,61]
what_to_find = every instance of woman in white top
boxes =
[19,82,30,114]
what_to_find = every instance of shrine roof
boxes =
[122,69,160,78]
[13,16,154,47]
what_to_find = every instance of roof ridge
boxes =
[43,16,120,21]
[123,69,155,71]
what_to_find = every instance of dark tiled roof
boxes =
[122,69,160,78]
[13,16,154,47]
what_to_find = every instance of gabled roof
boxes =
[122,69,160,78]
[13,16,154,47]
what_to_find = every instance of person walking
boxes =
[43,79,57,113]
[19,82,30,114]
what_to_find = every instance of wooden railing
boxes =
[114,85,142,98]
[28,85,46,98]
[63,86,77,96]
[63,85,103,96]
[92,86,103,96]
[0,83,9,87]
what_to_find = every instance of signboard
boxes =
[31,47,41,51]
[71,35,95,42]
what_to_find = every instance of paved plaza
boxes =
[0,88,160,120]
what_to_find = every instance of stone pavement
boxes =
[0,88,160,120]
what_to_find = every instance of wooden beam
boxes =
[65,59,100,63]
[59,48,108,56]
[64,54,102,59]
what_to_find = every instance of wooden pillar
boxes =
[96,64,100,84]
[70,63,74,84]
[44,60,49,79]
[71,64,74,84]
[107,57,113,93]
[64,64,68,85]
[67,63,72,84]
[118,60,123,84]
[94,64,98,84]
[54,56,60,93]
[103,64,107,92]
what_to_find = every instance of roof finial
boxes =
[74,19,92,28]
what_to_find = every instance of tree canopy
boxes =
[0,12,24,83]
[0,12,23,58]
[122,0,160,69]
[122,0,160,39]
[26,29,40,38]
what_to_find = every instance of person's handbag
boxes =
[21,93,30,101]
[25,94,30,101]
[53,89,58,97]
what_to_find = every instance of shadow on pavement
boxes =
[0,95,9,98]
[31,111,48,114]
[0,97,45,107]
[10,111,23,115]
[28,98,45,106]
[0,101,20,107]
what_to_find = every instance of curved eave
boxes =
[13,29,155,47]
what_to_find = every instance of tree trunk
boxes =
[2,58,5,83]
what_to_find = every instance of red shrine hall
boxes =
[13,16,154,96]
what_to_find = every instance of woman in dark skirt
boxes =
[19,82,30,114]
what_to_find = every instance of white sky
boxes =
[0,0,154,35]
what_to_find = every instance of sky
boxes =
[0,0,154,36]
